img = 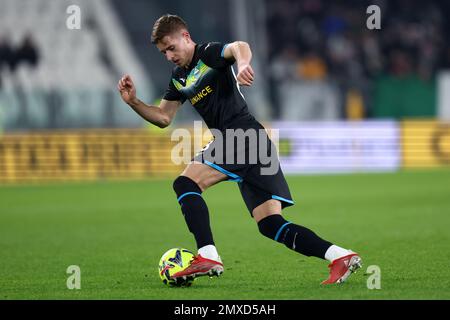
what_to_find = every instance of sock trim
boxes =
[177,192,202,203]
[274,222,292,241]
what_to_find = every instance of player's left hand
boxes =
[236,64,254,86]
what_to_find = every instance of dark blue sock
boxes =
[173,176,215,249]
[258,214,332,259]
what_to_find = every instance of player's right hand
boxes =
[117,74,137,105]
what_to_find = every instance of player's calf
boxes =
[257,214,332,259]
[173,176,215,249]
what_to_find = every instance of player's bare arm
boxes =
[223,41,254,86]
[117,74,181,128]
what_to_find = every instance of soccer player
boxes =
[117,14,362,284]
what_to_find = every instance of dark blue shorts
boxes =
[193,121,294,215]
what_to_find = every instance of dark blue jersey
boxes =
[163,42,256,131]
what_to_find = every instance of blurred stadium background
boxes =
[1,0,450,182]
[1,0,450,299]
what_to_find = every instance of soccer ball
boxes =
[158,248,195,286]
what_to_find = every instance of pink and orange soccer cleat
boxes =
[321,253,362,284]
[172,254,224,280]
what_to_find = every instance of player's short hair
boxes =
[151,14,189,44]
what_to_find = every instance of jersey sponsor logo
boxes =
[190,85,213,105]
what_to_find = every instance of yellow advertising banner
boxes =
[402,121,450,168]
[2,121,449,183]
[0,129,210,183]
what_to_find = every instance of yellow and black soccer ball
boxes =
[158,248,195,287]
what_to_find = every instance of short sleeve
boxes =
[162,76,186,103]
[199,42,235,69]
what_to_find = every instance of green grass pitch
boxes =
[1,169,449,299]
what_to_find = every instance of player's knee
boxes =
[257,214,288,242]
[172,175,202,197]
[194,179,208,192]
[253,200,282,223]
